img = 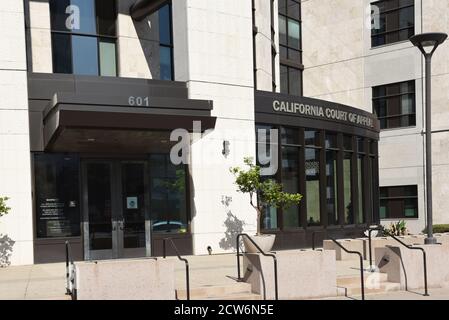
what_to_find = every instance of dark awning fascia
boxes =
[130,0,169,21]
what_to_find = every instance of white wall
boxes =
[172,0,257,255]
[0,0,34,265]
[302,0,449,234]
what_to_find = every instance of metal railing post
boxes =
[162,238,190,300]
[389,234,429,296]
[65,241,70,295]
[329,237,365,300]
[368,226,384,271]
[236,233,278,300]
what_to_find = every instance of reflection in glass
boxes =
[72,35,98,75]
[282,147,300,228]
[287,19,301,49]
[343,153,353,224]
[160,46,173,80]
[326,151,338,225]
[306,148,320,226]
[99,40,117,76]
[150,155,188,234]
[71,0,97,34]
[34,154,80,238]
[122,163,146,249]
[87,163,112,250]
[357,155,365,224]
[52,33,72,74]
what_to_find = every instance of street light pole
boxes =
[424,53,435,244]
[409,32,448,245]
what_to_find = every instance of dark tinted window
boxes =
[72,35,99,75]
[49,0,117,76]
[373,81,416,130]
[380,185,418,219]
[371,0,414,47]
[96,0,117,36]
[34,154,81,238]
[278,0,302,96]
[159,4,174,80]
[52,33,72,74]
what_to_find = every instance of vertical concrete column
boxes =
[0,0,34,265]
[172,0,257,255]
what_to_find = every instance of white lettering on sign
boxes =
[272,100,374,128]
[128,96,150,107]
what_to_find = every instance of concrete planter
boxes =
[243,234,276,253]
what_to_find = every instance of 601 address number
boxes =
[128,96,150,107]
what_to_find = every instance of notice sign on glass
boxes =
[39,198,72,237]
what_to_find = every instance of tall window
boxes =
[380,185,418,219]
[34,154,80,238]
[159,3,174,80]
[150,154,188,234]
[373,81,416,130]
[50,0,117,76]
[325,133,338,225]
[278,0,302,96]
[256,125,379,231]
[371,0,414,47]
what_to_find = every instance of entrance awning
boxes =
[28,73,216,153]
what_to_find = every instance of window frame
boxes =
[278,0,303,96]
[372,80,416,130]
[159,1,174,81]
[371,0,415,48]
[49,0,118,76]
[256,125,379,232]
[379,185,419,219]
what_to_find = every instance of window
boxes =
[325,133,338,225]
[278,0,302,96]
[159,4,174,80]
[373,81,416,129]
[256,125,379,231]
[380,185,418,219]
[34,154,81,238]
[50,0,117,76]
[150,154,188,234]
[371,0,414,47]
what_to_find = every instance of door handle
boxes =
[118,220,124,231]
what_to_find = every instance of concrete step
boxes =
[337,281,401,297]
[207,293,262,301]
[338,282,401,297]
[337,272,388,286]
[176,282,254,300]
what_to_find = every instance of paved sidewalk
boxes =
[0,263,67,300]
[321,287,449,300]
[1,253,449,300]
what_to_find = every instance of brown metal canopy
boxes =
[28,73,216,154]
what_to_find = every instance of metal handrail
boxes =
[311,230,326,250]
[65,241,75,297]
[367,226,429,296]
[162,238,190,300]
[388,234,429,296]
[367,226,385,269]
[329,237,365,300]
[236,233,278,300]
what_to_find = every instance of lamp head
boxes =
[410,32,448,55]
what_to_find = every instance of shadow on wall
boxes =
[219,196,246,252]
[118,0,160,79]
[0,235,15,267]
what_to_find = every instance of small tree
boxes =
[231,157,302,236]
[0,197,10,219]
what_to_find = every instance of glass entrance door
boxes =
[82,161,150,260]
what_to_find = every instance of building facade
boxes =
[4,0,445,265]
